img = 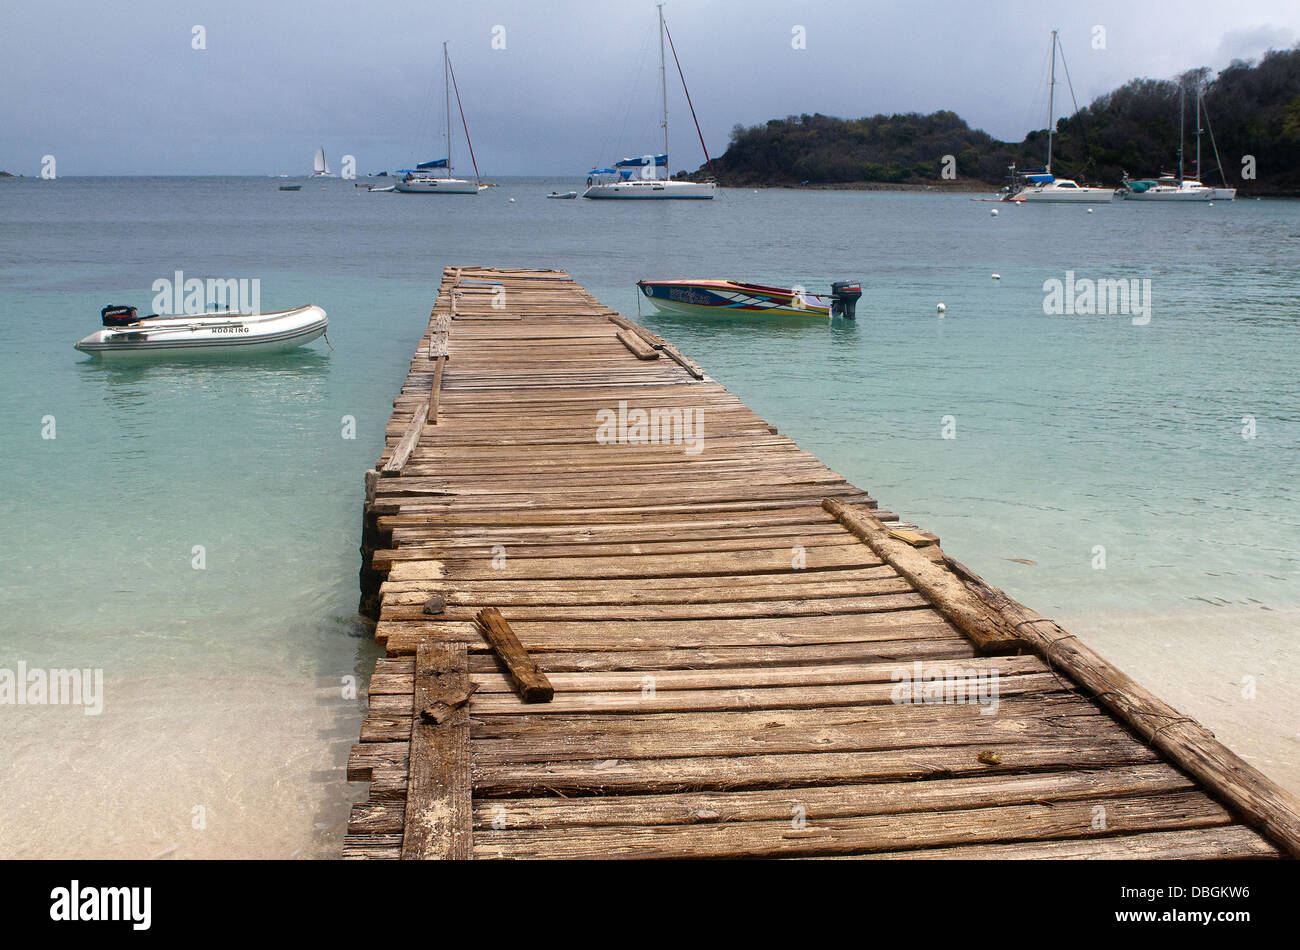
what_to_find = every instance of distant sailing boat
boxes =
[583,4,716,199]
[1119,83,1215,201]
[311,147,335,178]
[395,43,480,195]
[1195,84,1236,200]
[1007,30,1112,203]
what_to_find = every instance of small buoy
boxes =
[936,303,946,315]
[1087,208,1094,214]
[509,197,516,202]
[1208,201,1215,206]
[990,208,998,216]
[991,274,1000,280]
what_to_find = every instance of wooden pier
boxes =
[345,266,1300,860]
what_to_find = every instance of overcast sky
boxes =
[2,0,1296,176]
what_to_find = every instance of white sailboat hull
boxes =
[395,177,479,194]
[583,180,715,199]
[75,306,328,357]
[1012,182,1113,203]
[1121,188,1213,201]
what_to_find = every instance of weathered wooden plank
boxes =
[474,607,553,703]
[615,328,660,360]
[872,825,1278,860]
[401,641,472,860]
[824,497,1021,654]
[379,401,429,477]
[472,791,1231,859]
[471,764,1194,829]
[427,356,447,424]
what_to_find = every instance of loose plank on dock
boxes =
[346,266,1300,860]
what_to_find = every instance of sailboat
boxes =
[1119,83,1213,201]
[1007,31,1112,203]
[1195,84,1236,200]
[395,43,480,195]
[311,147,335,178]
[583,4,715,199]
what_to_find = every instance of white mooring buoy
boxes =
[936,303,946,315]
[990,208,999,216]
[991,274,1000,280]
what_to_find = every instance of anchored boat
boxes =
[637,280,861,319]
[75,304,328,357]
[583,5,716,200]
[395,43,481,195]
[1005,31,1112,203]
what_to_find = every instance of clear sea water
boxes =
[1,176,1296,857]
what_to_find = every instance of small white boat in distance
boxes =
[75,304,328,357]
[547,191,578,199]
[311,147,335,178]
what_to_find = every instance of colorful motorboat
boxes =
[637,280,861,319]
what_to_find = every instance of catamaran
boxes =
[583,4,715,199]
[1119,83,1223,201]
[311,147,334,178]
[1007,31,1112,203]
[395,43,481,195]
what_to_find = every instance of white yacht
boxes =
[1012,172,1113,203]
[583,5,716,200]
[1007,31,1112,203]
[395,43,481,195]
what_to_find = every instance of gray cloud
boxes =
[1,0,1296,176]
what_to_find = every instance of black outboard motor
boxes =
[101,304,139,327]
[830,281,862,319]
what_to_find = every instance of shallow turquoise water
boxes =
[1,176,1296,856]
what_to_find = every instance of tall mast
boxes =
[1178,81,1185,182]
[658,3,669,172]
[444,42,452,172]
[1195,82,1203,180]
[1046,30,1057,173]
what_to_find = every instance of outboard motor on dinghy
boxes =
[830,281,861,319]
[101,305,139,327]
